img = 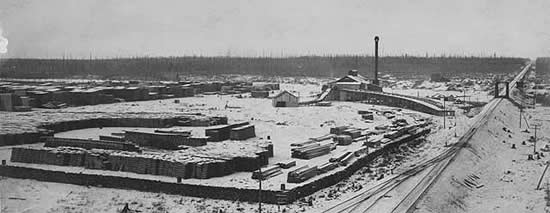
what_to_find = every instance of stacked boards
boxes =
[288,166,319,183]
[291,143,333,159]
[205,122,256,141]
[10,140,273,179]
[252,165,283,180]
[44,136,141,152]
[124,130,207,149]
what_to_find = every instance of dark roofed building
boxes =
[272,90,299,107]
[328,70,382,92]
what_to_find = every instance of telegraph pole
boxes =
[259,168,262,213]
[519,107,522,129]
[256,141,262,213]
[443,98,446,129]
[532,123,542,154]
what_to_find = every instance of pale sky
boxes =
[0,0,549,58]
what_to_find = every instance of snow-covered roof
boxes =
[333,74,371,84]
[272,90,297,99]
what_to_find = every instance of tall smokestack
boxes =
[0,27,7,54]
[373,36,379,85]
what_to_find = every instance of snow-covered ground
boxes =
[415,100,550,213]
[0,80,499,213]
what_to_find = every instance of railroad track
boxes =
[323,63,532,213]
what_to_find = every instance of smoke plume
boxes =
[0,27,8,54]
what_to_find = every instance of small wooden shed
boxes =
[272,90,299,107]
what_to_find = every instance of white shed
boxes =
[272,91,299,107]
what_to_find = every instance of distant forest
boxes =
[0,56,528,80]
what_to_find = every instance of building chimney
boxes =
[373,36,379,85]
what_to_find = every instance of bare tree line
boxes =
[0,55,527,80]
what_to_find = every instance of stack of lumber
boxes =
[251,90,269,98]
[359,110,374,120]
[276,160,296,169]
[363,130,385,136]
[205,122,249,141]
[343,129,362,139]
[84,149,113,169]
[111,132,125,137]
[339,151,354,166]
[124,130,206,149]
[99,135,125,142]
[44,136,140,152]
[384,125,416,140]
[290,140,317,147]
[287,166,318,183]
[229,124,256,140]
[309,134,336,142]
[354,146,369,156]
[375,125,389,130]
[11,146,87,166]
[329,151,352,163]
[185,137,209,147]
[357,110,372,114]
[154,129,192,136]
[10,137,274,180]
[361,114,374,120]
[408,127,431,137]
[252,165,283,180]
[319,162,339,173]
[291,143,332,159]
[352,136,367,143]
[330,126,349,135]
[391,134,413,144]
[334,135,352,145]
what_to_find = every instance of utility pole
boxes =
[259,167,262,213]
[532,123,542,154]
[256,141,262,213]
[442,98,446,129]
[519,107,523,129]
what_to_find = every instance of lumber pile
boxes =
[84,149,113,169]
[11,146,87,166]
[361,114,374,120]
[343,129,362,139]
[354,146,369,156]
[10,140,273,179]
[287,166,318,183]
[318,162,339,173]
[309,134,336,142]
[357,110,372,114]
[334,135,352,145]
[329,151,352,163]
[252,165,283,180]
[330,126,349,135]
[291,143,332,159]
[251,90,269,98]
[290,140,317,147]
[99,135,125,142]
[44,136,141,152]
[205,121,249,141]
[276,160,296,169]
[124,130,207,149]
[154,129,192,136]
[339,152,354,166]
[229,124,256,140]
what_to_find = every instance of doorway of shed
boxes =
[276,101,287,107]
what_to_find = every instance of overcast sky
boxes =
[0,0,549,58]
